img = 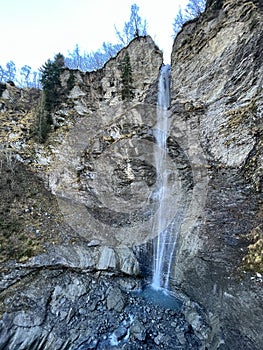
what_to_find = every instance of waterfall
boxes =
[151,64,175,291]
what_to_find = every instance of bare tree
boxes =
[20,65,31,87]
[0,65,7,82]
[115,3,147,46]
[64,3,147,72]
[5,61,16,82]
[173,8,185,35]
[185,0,206,17]
[173,0,206,36]
[65,42,123,71]
[65,44,82,70]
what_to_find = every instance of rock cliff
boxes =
[169,0,263,348]
[0,1,262,349]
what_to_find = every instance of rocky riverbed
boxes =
[0,267,208,350]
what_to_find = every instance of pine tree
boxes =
[40,53,65,112]
[34,93,51,143]
[120,52,134,101]
[34,53,65,142]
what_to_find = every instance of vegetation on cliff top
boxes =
[0,3,148,87]
[0,1,206,87]
[173,0,206,36]
[32,54,65,142]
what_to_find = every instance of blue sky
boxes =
[1,0,188,69]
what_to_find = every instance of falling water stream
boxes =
[151,64,177,291]
[136,64,183,310]
[132,65,183,311]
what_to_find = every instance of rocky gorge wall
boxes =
[169,0,263,348]
[0,0,262,349]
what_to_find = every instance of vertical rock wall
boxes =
[169,0,262,348]
[49,36,167,247]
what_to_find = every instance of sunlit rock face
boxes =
[169,0,263,348]
[50,35,205,252]
[59,35,162,113]
[50,37,166,244]
[50,36,189,248]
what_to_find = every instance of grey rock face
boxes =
[49,104,195,249]
[169,0,263,349]
[97,246,117,270]
[106,286,125,312]
[16,243,140,277]
[48,37,165,248]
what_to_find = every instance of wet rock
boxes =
[72,337,98,350]
[87,239,101,247]
[130,318,146,341]
[154,332,164,345]
[112,325,128,342]
[176,330,186,345]
[116,277,141,291]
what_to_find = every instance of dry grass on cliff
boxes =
[0,158,69,264]
[242,224,263,274]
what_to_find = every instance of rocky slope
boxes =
[0,1,262,349]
